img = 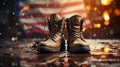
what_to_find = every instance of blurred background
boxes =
[0,0,120,39]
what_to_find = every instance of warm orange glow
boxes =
[94,23,101,28]
[103,10,110,21]
[85,5,91,10]
[104,21,110,26]
[82,27,87,32]
[103,47,110,52]
[90,56,94,59]
[114,9,120,16]
[93,24,96,28]
[22,5,30,11]
[100,54,107,59]
[100,0,113,6]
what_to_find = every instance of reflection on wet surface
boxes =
[0,39,120,67]
[1,52,120,67]
[20,53,120,67]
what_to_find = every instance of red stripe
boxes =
[20,2,84,9]
[25,28,49,35]
[20,9,86,19]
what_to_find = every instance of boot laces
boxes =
[72,32,86,42]
[50,32,61,42]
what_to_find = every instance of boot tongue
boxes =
[48,14,63,40]
[70,20,81,38]
[50,14,62,22]
[69,15,83,38]
[49,14,61,33]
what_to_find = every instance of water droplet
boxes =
[12,12,15,15]
[3,2,5,5]
[0,33,2,35]
[109,30,114,35]
[93,33,96,37]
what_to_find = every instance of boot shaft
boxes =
[67,15,84,38]
[47,14,65,36]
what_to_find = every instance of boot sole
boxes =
[37,46,60,53]
[37,39,65,53]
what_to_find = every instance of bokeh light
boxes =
[93,23,101,28]
[85,5,91,10]
[104,21,110,26]
[114,9,120,16]
[100,54,107,59]
[103,10,110,21]
[22,5,30,11]
[83,27,87,32]
[100,0,113,6]
[103,46,110,52]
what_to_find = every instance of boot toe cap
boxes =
[37,43,60,53]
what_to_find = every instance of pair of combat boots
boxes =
[37,14,90,54]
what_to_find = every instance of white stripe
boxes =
[35,25,48,31]
[63,13,88,18]
[80,13,89,18]
[20,0,84,6]
[23,24,49,31]
[20,17,46,23]
[63,13,89,18]
[63,13,81,18]
[61,4,85,13]
[20,4,85,15]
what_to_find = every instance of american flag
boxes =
[19,0,91,35]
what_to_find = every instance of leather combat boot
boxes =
[37,14,65,53]
[67,15,90,54]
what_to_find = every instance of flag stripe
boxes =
[19,0,91,35]
[20,4,85,15]
[20,9,86,19]
[20,1,84,9]
[20,17,46,23]
[25,28,49,35]
[22,22,48,26]
[22,23,49,31]
[20,0,84,5]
